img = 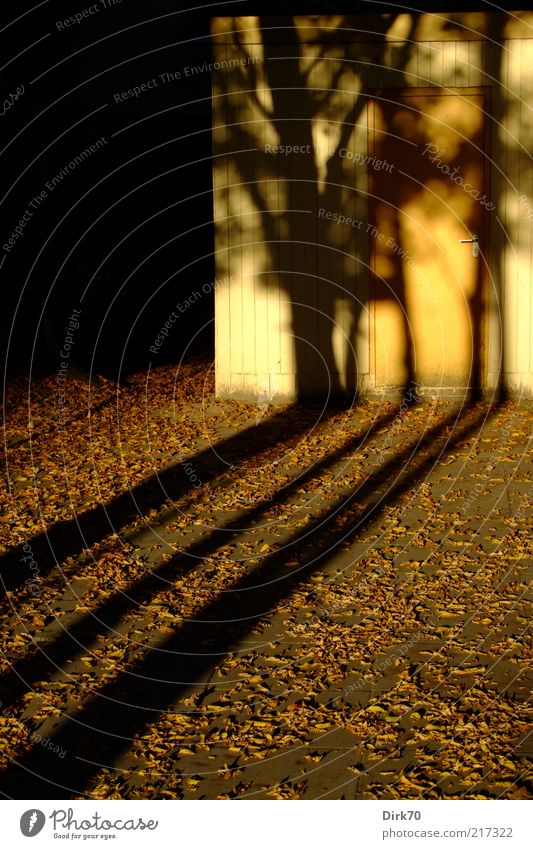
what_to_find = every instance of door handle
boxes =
[459,235,479,257]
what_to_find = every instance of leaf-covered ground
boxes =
[0,356,531,799]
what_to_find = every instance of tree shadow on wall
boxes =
[215,14,496,400]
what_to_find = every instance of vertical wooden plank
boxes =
[344,47,361,391]
[503,39,520,377]
[403,40,419,87]
[356,61,370,379]
[381,40,392,87]
[365,42,381,89]
[251,43,273,392]
[276,43,296,387]
[478,41,487,87]
[240,43,271,396]
[297,41,315,384]
[381,42,393,89]
[442,40,456,87]
[467,41,482,86]
[212,40,232,393]
[366,94,376,386]
[252,67,267,392]
[429,41,444,87]
[517,39,533,379]
[315,45,330,391]
[417,42,432,87]
[262,44,284,393]
[486,40,507,386]
[332,47,347,389]
[226,41,244,391]
[454,41,470,87]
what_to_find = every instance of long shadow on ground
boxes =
[1,401,347,596]
[0,399,498,798]
[0,403,401,714]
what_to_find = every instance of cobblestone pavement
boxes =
[1,375,531,799]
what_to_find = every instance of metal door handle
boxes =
[459,235,479,257]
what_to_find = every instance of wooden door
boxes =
[368,88,491,393]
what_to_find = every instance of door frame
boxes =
[367,85,493,395]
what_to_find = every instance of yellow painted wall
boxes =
[212,14,533,399]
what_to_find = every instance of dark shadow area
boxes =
[1,5,216,383]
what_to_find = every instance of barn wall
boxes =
[211,13,533,400]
